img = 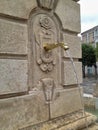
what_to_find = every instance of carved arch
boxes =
[28,10,62,90]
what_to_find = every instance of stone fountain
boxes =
[0,0,97,130]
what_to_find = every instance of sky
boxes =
[78,0,98,33]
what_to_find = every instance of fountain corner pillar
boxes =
[0,0,97,130]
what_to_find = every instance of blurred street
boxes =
[81,77,98,94]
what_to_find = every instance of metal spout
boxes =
[43,43,69,51]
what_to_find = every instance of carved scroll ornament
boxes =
[34,15,57,72]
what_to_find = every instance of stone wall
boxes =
[0,0,84,130]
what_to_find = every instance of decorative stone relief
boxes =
[29,13,60,90]
[40,78,55,103]
[37,0,55,10]
[34,15,57,72]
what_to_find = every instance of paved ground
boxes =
[80,77,98,129]
[81,77,98,94]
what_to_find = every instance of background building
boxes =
[81,26,98,76]
[81,25,98,47]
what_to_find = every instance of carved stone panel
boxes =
[34,15,57,72]
[29,13,61,90]
[0,19,27,55]
[0,59,28,95]
[62,61,82,85]
[40,78,55,103]
[50,88,83,118]
[55,0,81,33]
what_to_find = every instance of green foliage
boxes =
[96,43,98,61]
[81,44,96,67]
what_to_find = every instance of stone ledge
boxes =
[20,111,97,130]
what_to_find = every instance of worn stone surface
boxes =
[0,92,49,130]
[0,19,27,55]
[0,59,28,95]
[50,88,83,118]
[83,124,98,130]
[0,0,86,130]
[0,0,37,19]
[62,61,82,85]
[57,113,97,130]
[55,0,80,33]
[20,112,97,130]
[63,34,81,58]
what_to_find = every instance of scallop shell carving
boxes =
[37,0,55,9]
